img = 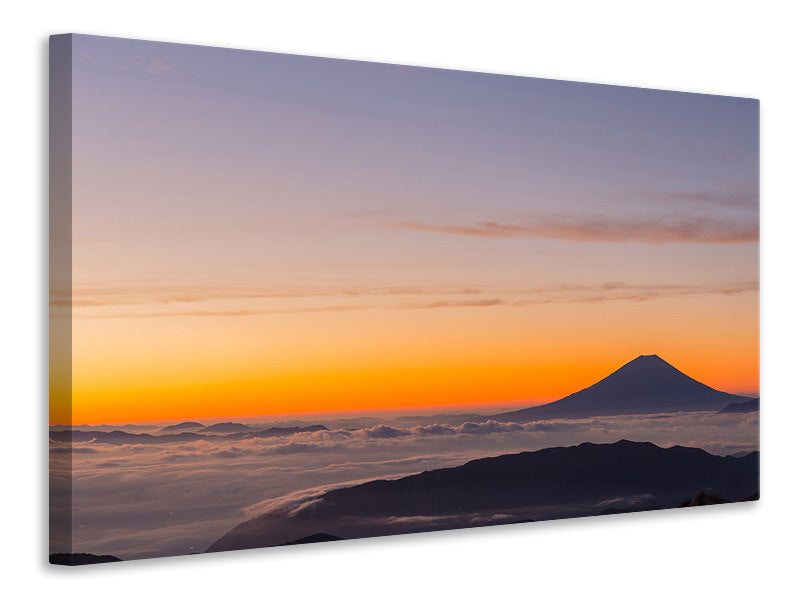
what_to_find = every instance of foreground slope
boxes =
[493,354,754,421]
[207,440,758,553]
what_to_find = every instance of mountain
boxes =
[719,398,760,413]
[492,354,753,421]
[207,440,758,553]
[158,421,203,432]
[50,424,329,445]
[199,422,252,434]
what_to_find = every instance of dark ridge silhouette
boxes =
[50,424,329,445]
[719,398,760,413]
[50,430,95,442]
[317,440,757,516]
[730,450,758,458]
[213,424,330,441]
[280,533,342,545]
[493,354,753,421]
[49,553,122,566]
[158,421,203,432]
[199,422,252,434]
[207,440,759,553]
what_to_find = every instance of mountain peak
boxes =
[569,354,714,404]
[494,353,751,420]
[628,353,668,365]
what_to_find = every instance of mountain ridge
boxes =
[719,398,760,413]
[207,439,759,553]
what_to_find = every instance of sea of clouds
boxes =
[49,410,758,560]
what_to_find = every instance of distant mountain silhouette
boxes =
[207,440,758,552]
[50,553,121,566]
[50,424,329,445]
[199,422,252,434]
[158,421,203,432]
[719,399,760,413]
[493,355,753,421]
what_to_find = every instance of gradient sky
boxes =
[52,34,759,424]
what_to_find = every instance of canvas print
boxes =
[49,34,759,565]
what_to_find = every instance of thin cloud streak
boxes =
[412,298,504,309]
[78,305,375,319]
[76,299,504,319]
[647,184,759,211]
[61,280,756,312]
[73,281,756,319]
[401,216,758,244]
[54,285,485,308]
[510,282,758,306]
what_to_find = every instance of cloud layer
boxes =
[52,409,758,560]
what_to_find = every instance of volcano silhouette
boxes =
[493,354,755,421]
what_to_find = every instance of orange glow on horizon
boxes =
[52,307,759,425]
[52,287,758,425]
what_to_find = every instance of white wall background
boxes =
[2,1,797,597]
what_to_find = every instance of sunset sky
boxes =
[52,34,758,424]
